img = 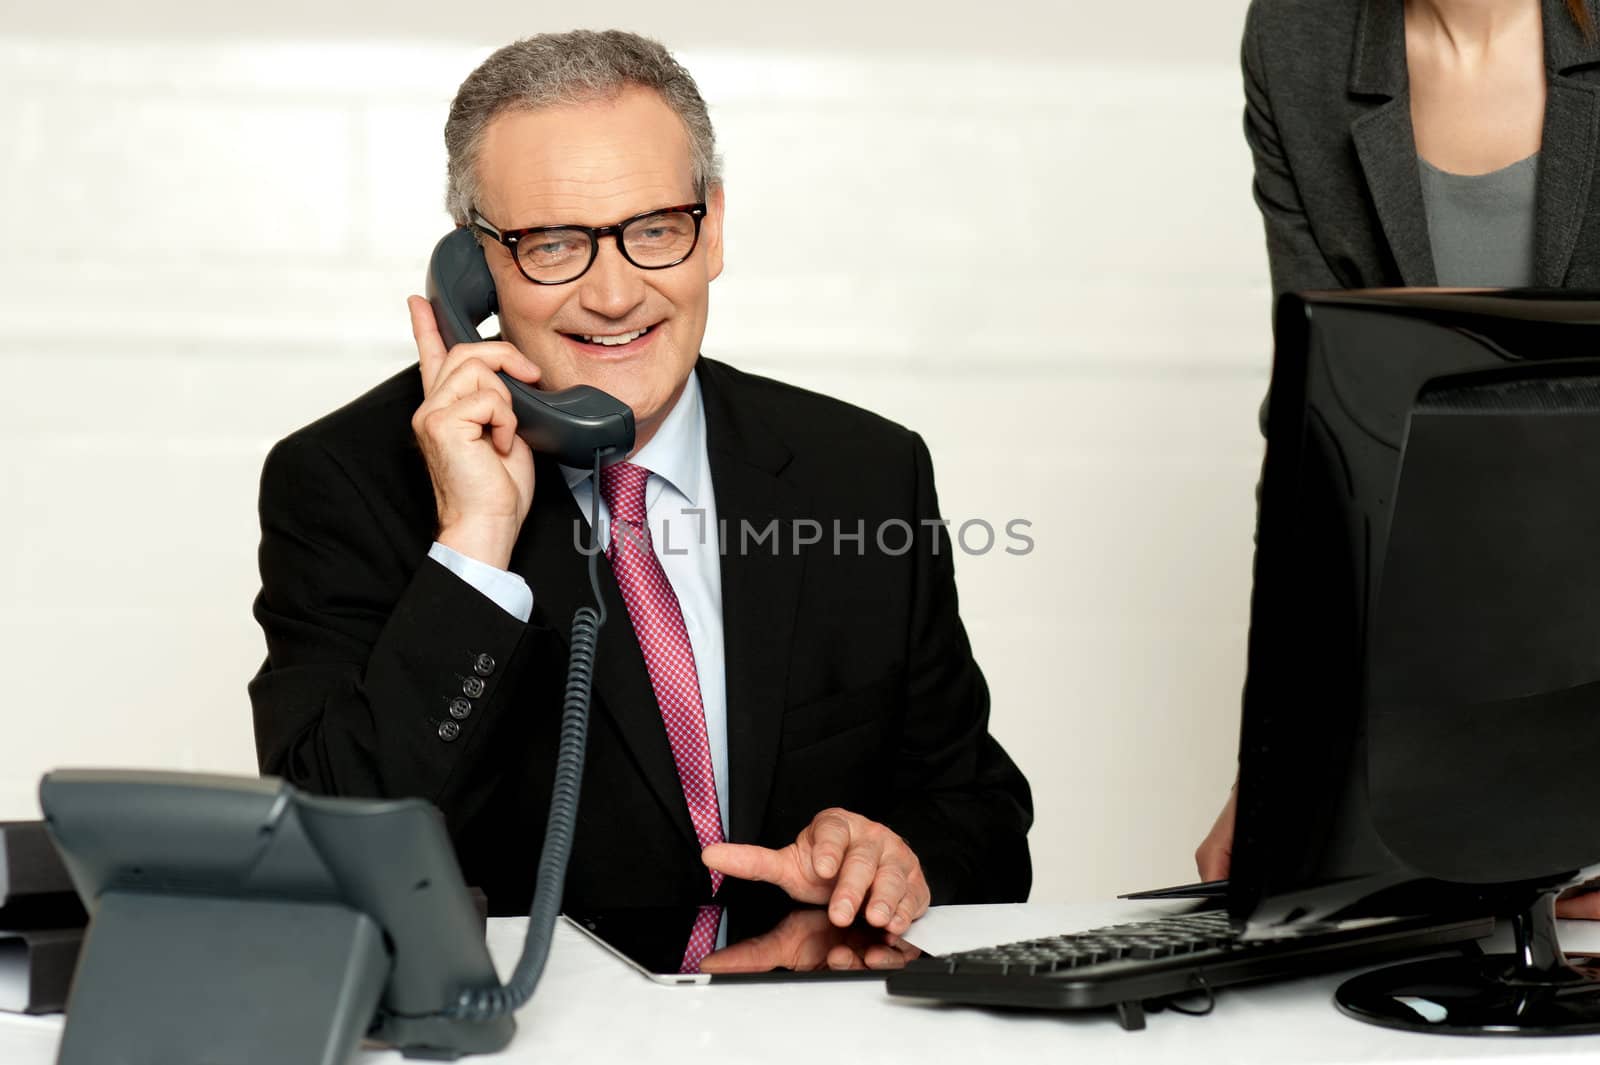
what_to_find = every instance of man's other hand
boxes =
[1196,785,1237,881]
[407,295,542,570]
[702,808,930,935]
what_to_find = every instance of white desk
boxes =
[6,901,1600,1064]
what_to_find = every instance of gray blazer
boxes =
[1244,0,1600,297]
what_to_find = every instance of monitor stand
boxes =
[1335,889,1600,1035]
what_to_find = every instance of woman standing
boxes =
[1244,0,1600,297]
[1198,0,1600,899]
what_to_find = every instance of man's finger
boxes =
[702,842,795,890]
[828,838,883,926]
[482,389,521,456]
[431,340,542,392]
[498,342,543,384]
[422,357,514,418]
[889,897,918,936]
[408,296,450,383]
[808,809,854,880]
[423,390,517,450]
[863,864,909,928]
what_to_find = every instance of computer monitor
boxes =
[1229,289,1600,1034]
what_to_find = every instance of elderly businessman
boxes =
[250,30,1032,930]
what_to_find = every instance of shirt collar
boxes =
[562,369,706,505]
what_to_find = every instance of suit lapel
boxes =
[509,454,699,849]
[697,359,806,845]
[1536,80,1600,285]
[1349,0,1437,286]
[1352,102,1438,286]
[1536,1,1600,285]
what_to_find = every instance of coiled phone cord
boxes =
[446,449,609,1022]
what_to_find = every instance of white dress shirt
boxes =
[429,370,729,835]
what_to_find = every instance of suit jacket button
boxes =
[474,653,496,677]
[448,697,473,721]
[462,676,486,698]
[438,720,462,742]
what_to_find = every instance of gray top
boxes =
[1417,153,1540,287]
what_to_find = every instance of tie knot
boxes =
[599,461,651,525]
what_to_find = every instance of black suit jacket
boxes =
[1243,0,1600,298]
[250,357,1033,915]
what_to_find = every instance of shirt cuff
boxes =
[428,542,534,623]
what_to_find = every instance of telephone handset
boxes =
[425,227,635,466]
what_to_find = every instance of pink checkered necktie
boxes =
[679,905,721,974]
[599,461,725,894]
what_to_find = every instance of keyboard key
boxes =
[1126,943,1173,959]
[955,958,1011,975]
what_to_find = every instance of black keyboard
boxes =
[887,909,1494,1030]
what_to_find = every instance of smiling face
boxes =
[471,86,724,451]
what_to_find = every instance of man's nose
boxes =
[578,238,647,319]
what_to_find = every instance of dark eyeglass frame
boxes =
[469,202,708,285]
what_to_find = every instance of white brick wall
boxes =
[0,13,1269,902]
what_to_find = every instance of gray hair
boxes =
[443,30,721,224]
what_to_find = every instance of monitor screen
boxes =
[1230,290,1600,934]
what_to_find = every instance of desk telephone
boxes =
[42,228,632,1065]
[425,225,636,465]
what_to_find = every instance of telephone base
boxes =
[57,892,390,1065]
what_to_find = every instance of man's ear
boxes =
[703,182,725,282]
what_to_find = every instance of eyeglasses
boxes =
[469,203,708,285]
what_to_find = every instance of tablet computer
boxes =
[563,904,929,985]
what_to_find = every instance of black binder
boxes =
[0,821,87,1015]
[0,927,83,1014]
[0,821,75,904]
